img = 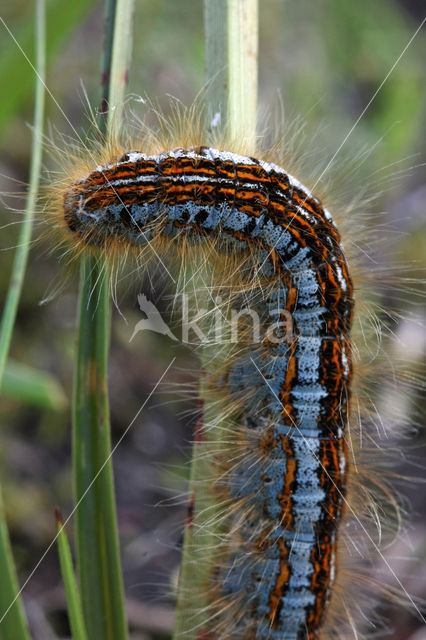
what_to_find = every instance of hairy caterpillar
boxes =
[0,0,426,636]
[6,43,424,640]
[16,88,420,636]
[54,133,356,640]
[40,71,425,634]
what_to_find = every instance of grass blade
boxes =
[0,1,46,637]
[73,259,128,640]
[72,1,134,639]
[227,0,258,152]
[55,510,88,640]
[0,0,46,388]
[0,490,31,640]
[173,2,258,639]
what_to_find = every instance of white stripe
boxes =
[258,158,286,175]
[107,173,264,190]
[296,204,317,224]
[204,147,256,165]
[335,264,348,291]
[287,172,314,200]
[97,149,331,223]
[124,151,148,163]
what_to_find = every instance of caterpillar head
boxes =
[63,151,158,246]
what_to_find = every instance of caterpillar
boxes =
[36,77,425,637]
[1,0,424,637]
[59,142,355,639]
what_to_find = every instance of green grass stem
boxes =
[0,1,46,637]
[227,0,258,150]
[55,511,88,640]
[173,3,258,639]
[72,1,134,639]
[0,0,46,388]
[0,489,31,640]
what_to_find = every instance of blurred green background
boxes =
[0,1,425,638]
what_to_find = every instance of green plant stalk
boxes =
[0,0,45,388]
[107,0,134,132]
[173,2,258,639]
[73,262,124,640]
[0,490,31,640]
[56,511,88,640]
[72,1,134,639]
[172,366,227,638]
[227,0,258,152]
[203,0,228,128]
[0,1,45,638]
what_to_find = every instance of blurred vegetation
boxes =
[1,360,66,411]
[0,1,425,638]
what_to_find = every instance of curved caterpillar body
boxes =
[63,146,354,639]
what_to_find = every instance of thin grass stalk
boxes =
[0,2,45,637]
[227,0,258,152]
[173,3,258,639]
[55,510,88,640]
[0,490,31,639]
[0,0,45,388]
[203,0,228,128]
[72,1,134,639]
